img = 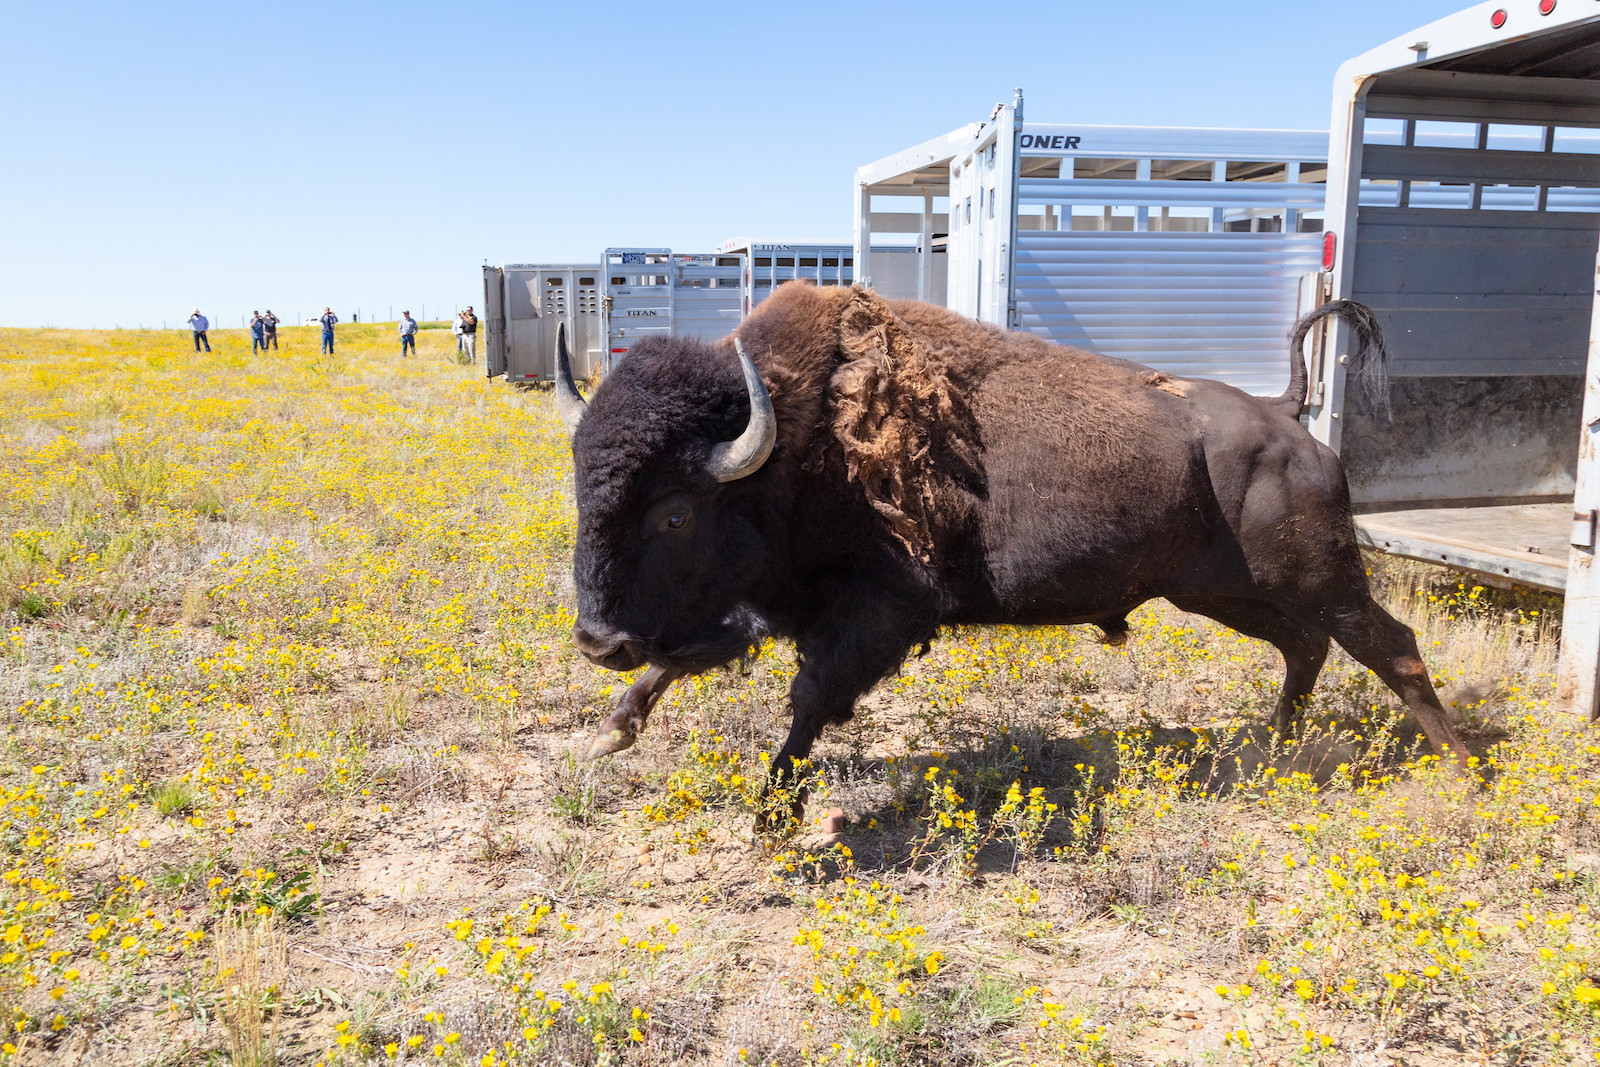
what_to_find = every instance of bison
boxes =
[554,283,1469,815]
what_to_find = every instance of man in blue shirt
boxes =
[319,308,338,354]
[398,311,418,357]
[250,312,266,354]
[188,309,210,352]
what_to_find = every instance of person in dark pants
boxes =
[319,307,338,354]
[262,310,280,350]
[188,309,210,352]
[398,310,418,357]
[460,306,478,362]
[250,312,266,354]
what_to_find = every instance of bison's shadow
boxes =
[811,713,1483,883]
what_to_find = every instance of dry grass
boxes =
[0,323,1595,1067]
[216,915,288,1067]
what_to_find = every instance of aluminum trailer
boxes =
[482,264,604,382]
[713,238,944,317]
[1315,1,1600,717]
[854,97,1334,395]
[600,249,746,372]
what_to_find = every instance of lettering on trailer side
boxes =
[1018,134,1082,150]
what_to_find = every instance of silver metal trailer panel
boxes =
[855,101,1334,395]
[482,264,604,382]
[601,249,745,372]
[714,240,854,316]
[1315,0,1600,716]
[713,239,946,315]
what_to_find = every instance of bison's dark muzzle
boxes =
[572,622,647,672]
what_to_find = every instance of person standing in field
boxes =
[262,310,280,350]
[459,305,478,363]
[319,307,338,354]
[452,312,464,354]
[399,310,418,357]
[188,309,210,352]
[249,311,266,354]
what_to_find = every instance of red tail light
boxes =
[1539,0,1557,14]
[1322,232,1336,271]
[1491,8,1508,26]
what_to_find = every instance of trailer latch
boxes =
[1574,509,1597,549]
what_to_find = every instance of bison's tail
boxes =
[1273,299,1390,421]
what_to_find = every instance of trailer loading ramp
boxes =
[1354,502,1570,592]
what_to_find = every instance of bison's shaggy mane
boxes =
[735,286,990,564]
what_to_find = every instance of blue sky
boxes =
[1,1,1470,328]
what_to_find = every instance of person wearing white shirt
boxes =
[187,309,210,352]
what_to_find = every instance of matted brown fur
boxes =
[832,290,968,561]
[735,285,985,563]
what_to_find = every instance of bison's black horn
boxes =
[708,339,776,482]
[554,321,586,437]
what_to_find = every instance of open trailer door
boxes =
[946,92,1022,328]
[482,266,506,379]
[1316,1,1600,718]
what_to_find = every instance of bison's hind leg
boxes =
[1327,597,1472,772]
[1169,596,1329,736]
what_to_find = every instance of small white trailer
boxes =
[1315,0,1600,717]
[482,264,605,382]
[600,249,746,371]
[854,99,1333,395]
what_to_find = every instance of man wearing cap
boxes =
[262,310,280,350]
[187,309,210,352]
[459,305,478,363]
[319,307,338,354]
[398,310,418,358]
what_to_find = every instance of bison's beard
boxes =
[646,605,767,673]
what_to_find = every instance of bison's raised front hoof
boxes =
[586,728,635,760]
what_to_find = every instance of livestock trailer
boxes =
[854,98,1333,395]
[1317,1,1600,716]
[713,239,945,317]
[481,264,604,382]
[600,248,746,371]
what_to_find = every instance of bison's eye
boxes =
[645,494,695,536]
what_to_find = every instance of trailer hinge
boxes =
[1575,509,1597,549]
[1311,382,1325,406]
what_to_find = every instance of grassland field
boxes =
[1,321,1598,1067]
